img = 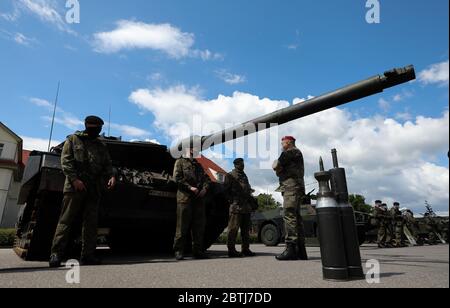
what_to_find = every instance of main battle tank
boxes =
[14,65,416,261]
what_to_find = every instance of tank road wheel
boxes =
[260,224,281,247]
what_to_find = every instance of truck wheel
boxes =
[260,224,280,247]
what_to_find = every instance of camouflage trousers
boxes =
[377,221,389,245]
[51,191,100,258]
[173,199,206,255]
[282,191,306,246]
[392,221,405,246]
[227,213,251,251]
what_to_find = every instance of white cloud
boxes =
[93,20,221,61]
[378,98,390,112]
[215,70,247,85]
[419,60,449,86]
[395,112,413,121]
[21,136,60,152]
[0,7,20,21]
[30,97,53,108]
[0,29,37,46]
[129,85,450,214]
[16,0,75,35]
[393,94,402,102]
[110,124,150,138]
[30,97,150,138]
[149,72,163,82]
[191,49,223,61]
[14,32,35,46]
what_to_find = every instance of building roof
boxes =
[22,150,31,166]
[196,156,227,183]
[0,122,22,143]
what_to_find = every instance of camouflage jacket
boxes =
[276,147,305,194]
[373,207,390,220]
[390,208,404,222]
[173,158,211,203]
[403,211,416,225]
[226,169,253,214]
[62,131,114,194]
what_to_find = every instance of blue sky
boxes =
[0,0,449,212]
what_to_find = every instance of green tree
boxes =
[256,193,281,213]
[349,194,373,213]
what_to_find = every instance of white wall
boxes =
[1,181,21,228]
[0,169,13,228]
[0,141,17,162]
[0,127,19,162]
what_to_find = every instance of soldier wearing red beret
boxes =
[272,136,308,261]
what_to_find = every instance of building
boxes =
[197,155,227,184]
[0,122,28,228]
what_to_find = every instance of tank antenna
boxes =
[48,81,60,152]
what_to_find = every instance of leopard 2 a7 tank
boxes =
[14,65,415,260]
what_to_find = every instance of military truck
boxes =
[252,205,371,247]
[14,65,415,261]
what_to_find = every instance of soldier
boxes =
[49,116,116,268]
[382,203,395,247]
[373,200,391,248]
[402,208,423,246]
[226,158,256,258]
[272,136,308,261]
[173,145,211,261]
[391,202,407,247]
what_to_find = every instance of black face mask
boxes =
[85,127,102,139]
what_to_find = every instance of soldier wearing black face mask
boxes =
[49,116,116,268]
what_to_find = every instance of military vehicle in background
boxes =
[14,65,415,260]
[252,205,371,247]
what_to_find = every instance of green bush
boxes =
[0,229,15,248]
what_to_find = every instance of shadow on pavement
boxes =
[379,272,405,278]
[0,267,65,274]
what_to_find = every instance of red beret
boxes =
[282,136,296,142]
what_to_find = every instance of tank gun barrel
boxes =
[172,65,415,153]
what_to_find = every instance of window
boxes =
[0,143,4,158]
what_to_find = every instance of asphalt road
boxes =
[0,244,448,288]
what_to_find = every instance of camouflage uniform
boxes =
[51,131,113,259]
[391,206,405,247]
[276,147,306,248]
[173,158,211,256]
[226,169,253,253]
[373,206,389,247]
[403,210,422,245]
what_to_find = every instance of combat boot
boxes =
[241,249,256,257]
[276,244,298,261]
[49,254,62,268]
[228,249,243,258]
[297,244,308,261]
[175,251,185,261]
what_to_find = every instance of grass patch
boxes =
[0,229,15,248]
